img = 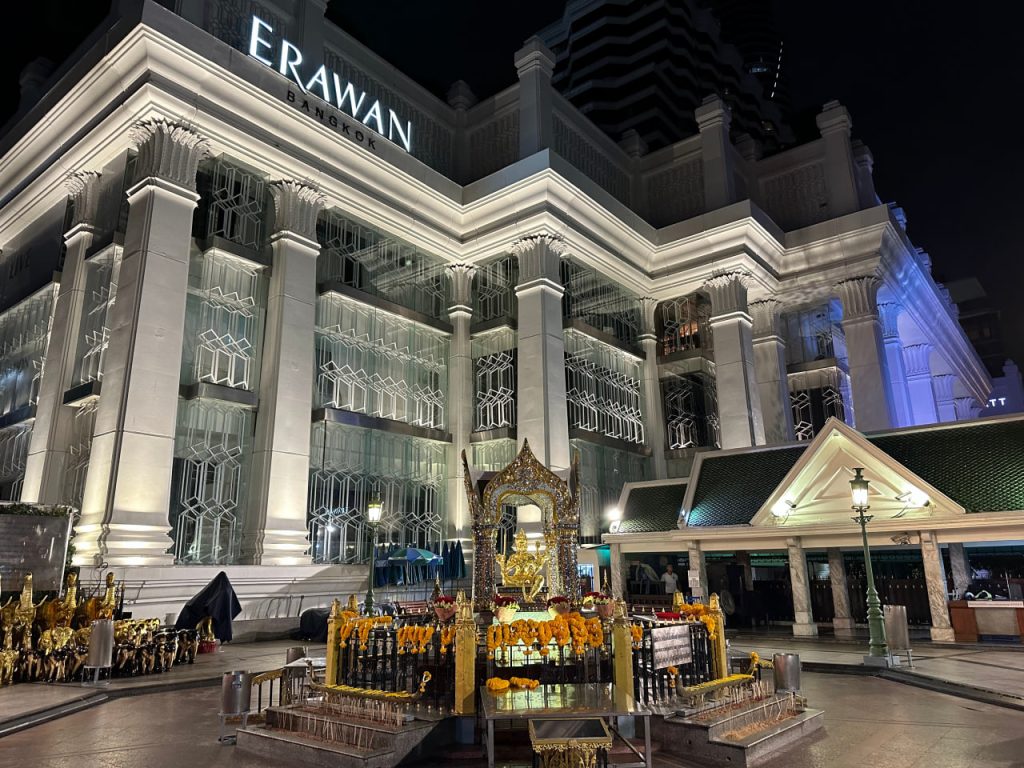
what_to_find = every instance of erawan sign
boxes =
[247,16,413,153]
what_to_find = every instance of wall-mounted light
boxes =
[771,499,796,519]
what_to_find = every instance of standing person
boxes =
[661,564,680,594]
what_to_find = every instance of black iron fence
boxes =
[632,622,714,705]
[477,625,613,685]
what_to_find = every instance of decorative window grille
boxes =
[469,439,517,471]
[560,258,642,347]
[473,256,518,324]
[183,250,266,390]
[563,330,644,444]
[0,423,32,501]
[318,210,449,321]
[205,0,287,52]
[570,439,648,543]
[663,371,720,450]
[472,327,517,431]
[315,293,449,430]
[0,285,56,418]
[198,159,266,250]
[63,401,98,513]
[783,303,847,367]
[171,399,254,564]
[659,295,713,356]
[788,368,851,441]
[75,248,121,385]
[308,423,445,564]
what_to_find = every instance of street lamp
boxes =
[364,494,384,616]
[850,467,888,662]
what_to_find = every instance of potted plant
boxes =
[585,591,615,619]
[433,595,456,623]
[546,595,570,617]
[492,594,520,623]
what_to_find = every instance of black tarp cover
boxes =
[174,571,242,641]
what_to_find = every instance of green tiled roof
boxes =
[619,483,687,533]
[687,446,805,526]
[870,420,1024,512]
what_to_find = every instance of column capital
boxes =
[876,301,901,340]
[514,37,556,79]
[785,536,803,549]
[130,119,209,192]
[269,180,325,242]
[953,397,981,420]
[638,296,659,339]
[65,170,102,227]
[446,263,477,314]
[835,275,880,321]
[695,94,732,133]
[749,298,783,339]
[902,343,932,377]
[702,270,750,318]
[512,233,565,288]
[932,373,955,402]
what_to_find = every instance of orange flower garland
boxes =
[485,613,603,658]
[439,626,456,655]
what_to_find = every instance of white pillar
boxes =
[695,95,736,211]
[948,542,971,597]
[703,272,765,449]
[750,298,794,445]
[446,264,476,541]
[902,343,938,425]
[787,537,818,636]
[75,120,208,566]
[639,298,667,478]
[932,374,957,423]
[920,530,955,642]
[816,101,860,218]
[242,181,324,565]
[609,542,624,600]
[513,235,570,471]
[828,547,855,637]
[21,171,101,503]
[835,275,895,432]
[687,541,709,600]
[514,38,555,158]
[877,302,913,427]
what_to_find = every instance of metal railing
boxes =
[632,623,714,706]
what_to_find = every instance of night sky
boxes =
[2,1,1022,366]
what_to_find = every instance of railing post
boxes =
[325,598,341,686]
[611,598,634,699]
[709,593,728,680]
[454,590,476,715]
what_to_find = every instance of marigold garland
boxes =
[486,677,510,693]
[484,612,603,659]
[439,626,456,655]
[337,615,393,651]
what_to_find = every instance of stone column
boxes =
[703,272,765,448]
[902,343,938,425]
[835,275,895,432]
[787,537,818,637]
[828,547,855,637]
[513,235,570,471]
[608,542,624,600]
[932,374,957,422]
[21,171,101,503]
[750,298,794,445]
[75,120,208,566]
[920,531,955,642]
[686,541,709,600]
[514,38,555,158]
[948,543,971,597]
[638,298,667,478]
[446,264,476,542]
[242,181,324,565]
[816,101,859,218]
[695,95,736,211]
[877,302,913,427]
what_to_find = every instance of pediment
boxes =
[751,418,965,527]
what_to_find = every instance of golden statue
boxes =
[0,624,17,686]
[494,529,549,602]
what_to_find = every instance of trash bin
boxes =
[86,619,115,668]
[221,671,253,715]
[773,653,801,692]
[286,646,307,664]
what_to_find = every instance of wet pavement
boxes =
[1,672,1023,768]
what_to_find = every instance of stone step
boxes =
[236,726,396,768]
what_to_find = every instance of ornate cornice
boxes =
[835,275,880,322]
[446,263,477,313]
[130,119,209,191]
[64,170,102,227]
[269,180,325,241]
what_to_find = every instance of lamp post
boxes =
[364,494,384,616]
[850,467,888,662]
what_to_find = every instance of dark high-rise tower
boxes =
[537,0,793,152]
